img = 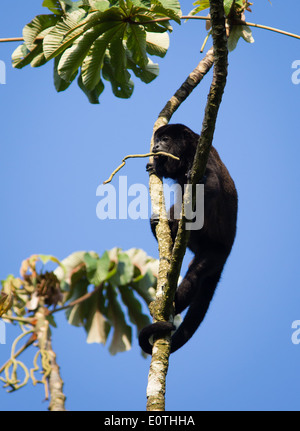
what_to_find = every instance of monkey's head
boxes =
[152,124,199,183]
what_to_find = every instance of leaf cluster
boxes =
[1,248,158,358]
[190,0,254,52]
[12,0,182,103]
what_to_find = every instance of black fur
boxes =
[139,124,238,354]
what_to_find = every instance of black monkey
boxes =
[139,124,238,354]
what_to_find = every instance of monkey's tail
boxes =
[138,321,175,355]
[138,273,220,355]
[170,273,221,353]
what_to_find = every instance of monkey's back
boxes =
[188,146,238,255]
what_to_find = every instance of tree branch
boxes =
[45,336,66,411]
[145,0,228,412]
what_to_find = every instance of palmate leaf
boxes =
[1,247,158,355]
[13,1,178,101]
[126,24,148,68]
[77,74,105,103]
[146,31,169,57]
[106,286,132,355]
[80,24,126,90]
[119,285,151,332]
[84,292,111,344]
[89,0,110,11]
[127,55,159,84]
[109,253,134,287]
[227,24,254,51]
[57,25,111,82]
[43,9,88,60]
[11,18,59,69]
[102,52,134,99]
[23,14,59,50]
[189,0,209,15]
[65,278,89,326]
[151,0,182,24]
[12,43,43,69]
[83,251,111,286]
[108,26,129,83]
[53,250,98,284]
[42,0,64,15]
[54,53,79,91]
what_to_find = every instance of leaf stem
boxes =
[1,16,300,44]
[49,283,103,315]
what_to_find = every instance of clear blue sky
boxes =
[1,1,300,411]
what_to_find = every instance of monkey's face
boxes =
[152,124,197,181]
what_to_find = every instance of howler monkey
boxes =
[139,124,238,354]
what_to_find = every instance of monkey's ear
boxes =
[146,163,156,176]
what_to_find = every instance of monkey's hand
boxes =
[146,163,156,176]
[186,169,207,184]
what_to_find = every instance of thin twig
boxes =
[103,152,179,185]
[1,315,35,324]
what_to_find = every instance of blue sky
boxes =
[1,1,300,411]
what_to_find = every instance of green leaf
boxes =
[145,31,169,57]
[81,24,125,90]
[151,0,182,24]
[46,314,57,328]
[126,24,148,68]
[38,254,61,266]
[43,9,87,60]
[119,285,151,332]
[30,52,48,68]
[107,286,132,355]
[12,43,43,69]
[109,253,134,287]
[84,293,111,344]
[58,21,125,82]
[65,278,89,326]
[89,0,110,10]
[223,0,234,16]
[102,53,134,99]
[78,73,104,103]
[42,0,64,14]
[53,250,98,283]
[108,25,129,83]
[84,251,110,285]
[127,55,159,84]
[241,25,255,44]
[189,0,210,15]
[132,269,156,304]
[54,53,78,91]
[227,25,254,52]
[23,14,59,50]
